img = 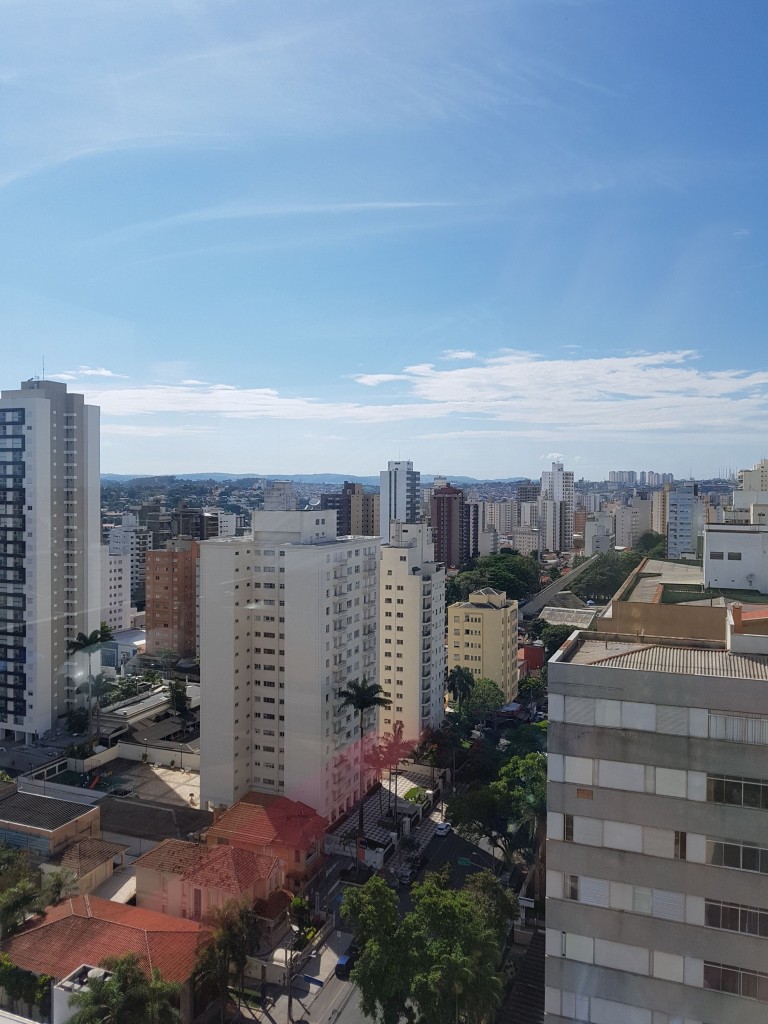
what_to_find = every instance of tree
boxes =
[168,679,189,716]
[66,952,180,1024]
[80,672,117,745]
[158,649,179,676]
[494,752,547,902]
[446,787,526,872]
[341,876,414,1024]
[636,530,666,558]
[517,675,546,707]
[196,900,260,1023]
[540,624,574,660]
[66,625,113,751]
[447,553,540,605]
[461,677,505,725]
[337,677,392,843]
[568,550,644,602]
[0,879,41,939]
[447,666,475,713]
[42,868,77,906]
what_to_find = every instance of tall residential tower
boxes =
[379,460,420,543]
[0,379,101,742]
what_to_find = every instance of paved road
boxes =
[305,972,369,1024]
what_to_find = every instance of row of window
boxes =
[708,551,742,560]
[704,961,768,1002]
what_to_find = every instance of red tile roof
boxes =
[205,794,327,852]
[135,838,278,894]
[0,896,208,983]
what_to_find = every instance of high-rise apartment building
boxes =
[546,612,768,1023]
[263,480,297,511]
[738,458,768,492]
[615,499,652,549]
[447,589,518,701]
[540,462,575,553]
[108,513,152,607]
[431,484,469,568]
[145,538,200,660]
[485,500,516,537]
[199,511,379,820]
[101,548,131,632]
[0,379,100,741]
[321,481,379,538]
[379,461,420,543]
[667,482,705,559]
[378,522,446,741]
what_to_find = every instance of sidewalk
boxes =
[236,928,354,1022]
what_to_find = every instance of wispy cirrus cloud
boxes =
[442,349,477,360]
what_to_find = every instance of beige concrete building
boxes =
[199,510,379,822]
[447,588,518,700]
[378,522,446,742]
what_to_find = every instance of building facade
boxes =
[430,483,468,568]
[447,588,518,701]
[378,522,446,742]
[199,511,379,821]
[100,547,131,632]
[379,460,420,544]
[540,462,575,553]
[145,537,200,659]
[546,624,768,1023]
[321,481,379,538]
[667,483,704,559]
[0,379,101,742]
[108,513,152,607]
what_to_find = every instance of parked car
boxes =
[435,821,452,836]
[335,947,359,980]
[399,866,417,884]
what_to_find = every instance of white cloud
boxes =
[51,365,128,380]
[543,452,565,462]
[442,349,477,360]
[78,350,768,453]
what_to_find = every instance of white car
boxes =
[435,821,452,836]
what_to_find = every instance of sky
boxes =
[1,0,767,481]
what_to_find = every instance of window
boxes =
[709,551,724,559]
[565,874,579,900]
[727,551,742,560]
[564,814,574,842]
[674,831,686,860]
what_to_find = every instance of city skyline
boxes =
[2,2,767,478]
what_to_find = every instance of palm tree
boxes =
[434,947,475,1024]
[67,952,179,1024]
[447,666,475,713]
[66,624,113,751]
[196,900,260,1024]
[0,879,41,939]
[337,677,391,843]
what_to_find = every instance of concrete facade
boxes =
[447,588,518,701]
[540,462,575,553]
[546,628,768,1023]
[379,460,420,544]
[100,547,131,632]
[199,511,379,821]
[667,483,704,559]
[0,379,101,741]
[704,524,768,592]
[378,522,446,742]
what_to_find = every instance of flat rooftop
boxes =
[621,559,704,604]
[557,631,768,680]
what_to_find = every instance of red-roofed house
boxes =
[0,896,209,1022]
[204,794,327,891]
[134,838,287,943]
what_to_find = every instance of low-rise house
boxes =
[41,837,127,896]
[134,838,287,944]
[204,794,326,891]
[0,896,208,1023]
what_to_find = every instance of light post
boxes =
[285,919,300,1022]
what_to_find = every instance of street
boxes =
[299,971,368,1024]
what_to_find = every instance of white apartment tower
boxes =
[0,379,101,741]
[378,522,446,743]
[379,460,420,544]
[199,510,380,820]
[108,513,152,606]
[667,483,705,560]
[100,547,131,632]
[540,461,575,552]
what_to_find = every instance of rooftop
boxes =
[135,838,278,893]
[558,631,768,680]
[0,788,93,831]
[51,838,127,877]
[0,895,208,983]
[205,794,327,851]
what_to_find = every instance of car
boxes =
[399,867,416,884]
[335,948,359,980]
[435,821,452,836]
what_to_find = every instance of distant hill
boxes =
[101,473,531,485]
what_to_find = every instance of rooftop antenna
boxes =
[42,356,45,380]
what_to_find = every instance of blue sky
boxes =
[1,0,767,480]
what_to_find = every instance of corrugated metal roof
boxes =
[579,641,768,679]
